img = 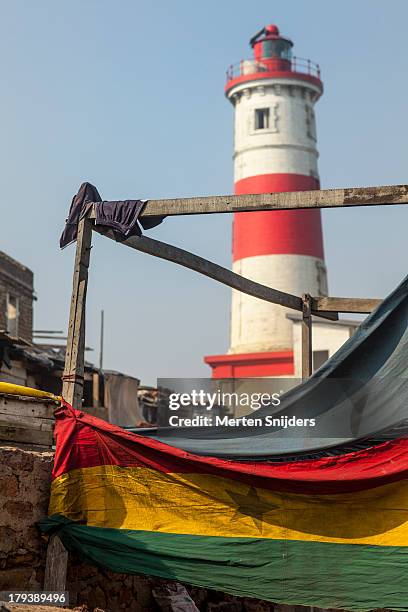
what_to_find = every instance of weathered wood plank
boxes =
[0,424,53,446]
[44,535,68,591]
[0,396,56,419]
[0,413,53,431]
[313,297,381,314]
[62,217,93,409]
[87,184,408,218]
[302,294,313,379]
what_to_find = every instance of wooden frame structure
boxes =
[44,182,408,592]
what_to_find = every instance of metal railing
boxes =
[226,56,321,82]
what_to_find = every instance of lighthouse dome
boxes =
[251,24,293,68]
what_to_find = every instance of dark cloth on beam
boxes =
[60,182,164,249]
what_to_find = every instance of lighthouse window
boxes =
[255,108,270,130]
[263,39,292,61]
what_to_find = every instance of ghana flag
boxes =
[40,401,408,611]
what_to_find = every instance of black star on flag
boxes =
[225,486,279,534]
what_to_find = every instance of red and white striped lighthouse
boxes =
[205,24,327,378]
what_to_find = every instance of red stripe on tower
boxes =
[234,174,323,260]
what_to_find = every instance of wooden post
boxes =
[43,534,69,592]
[44,217,93,592]
[61,217,93,408]
[302,293,313,379]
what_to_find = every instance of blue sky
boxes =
[0,0,407,384]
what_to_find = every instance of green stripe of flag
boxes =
[40,515,408,611]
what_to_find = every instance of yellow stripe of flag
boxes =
[50,465,408,546]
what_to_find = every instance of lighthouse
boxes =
[205,24,327,378]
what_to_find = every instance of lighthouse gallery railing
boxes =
[226,56,321,82]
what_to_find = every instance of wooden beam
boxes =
[88,184,408,218]
[302,294,313,379]
[0,425,53,446]
[313,297,381,314]
[120,234,303,311]
[0,395,58,419]
[61,217,93,408]
[0,395,55,446]
[96,232,336,320]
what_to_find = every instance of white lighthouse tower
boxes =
[205,24,328,378]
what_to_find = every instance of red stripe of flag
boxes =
[53,400,408,495]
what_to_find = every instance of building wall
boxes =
[292,320,357,378]
[0,251,34,343]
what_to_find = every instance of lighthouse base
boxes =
[204,350,294,378]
